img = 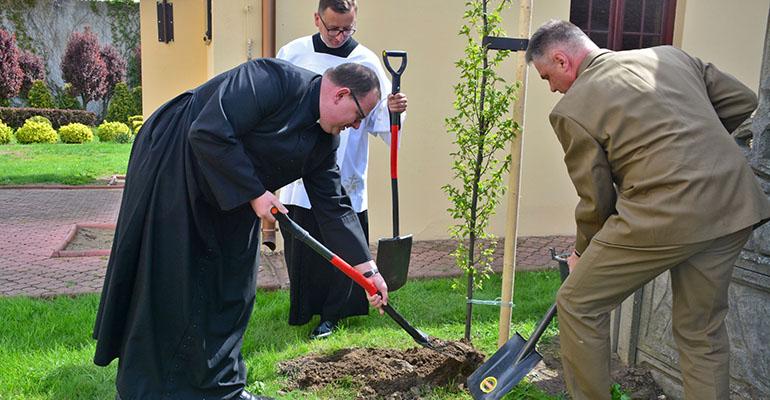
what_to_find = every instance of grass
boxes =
[0,271,564,399]
[0,142,131,185]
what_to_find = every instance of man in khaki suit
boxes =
[525,20,770,400]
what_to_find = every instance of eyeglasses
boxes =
[318,14,357,38]
[349,91,366,120]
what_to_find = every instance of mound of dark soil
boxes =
[278,340,484,399]
[279,335,667,399]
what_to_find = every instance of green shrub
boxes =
[25,115,52,126]
[128,114,144,134]
[106,82,134,124]
[58,122,94,144]
[56,83,81,110]
[15,120,58,144]
[27,80,54,109]
[131,85,142,115]
[114,130,133,144]
[97,121,130,142]
[0,120,13,144]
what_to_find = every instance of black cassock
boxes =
[93,58,370,399]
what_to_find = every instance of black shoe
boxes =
[310,320,338,340]
[239,389,274,400]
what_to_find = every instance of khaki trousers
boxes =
[557,227,752,400]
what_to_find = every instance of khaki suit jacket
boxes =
[550,46,770,254]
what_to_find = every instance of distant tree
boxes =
[100,44,126,101]
[18,49,45,98]
[0,29,23,105]
[27,80,54,109]
[131,85,142,115]
[55,83,82,110]
[126,45,142,88]
[61,27,107,107]
[106,82,134,124]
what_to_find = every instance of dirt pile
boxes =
[278,340,484,399]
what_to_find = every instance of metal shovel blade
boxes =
[376,234,412,291]
[466,332,543,400]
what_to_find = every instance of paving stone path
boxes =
[0,188,574,297]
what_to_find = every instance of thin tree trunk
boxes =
[464,0,491,342]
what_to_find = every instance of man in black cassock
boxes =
[92,60,390,400]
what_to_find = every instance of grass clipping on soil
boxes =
[278,339,484,399]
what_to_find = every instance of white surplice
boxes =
[277,35,404,212]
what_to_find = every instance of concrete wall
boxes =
[0,0,139,111]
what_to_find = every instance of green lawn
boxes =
[0,271,564,400]
[0,142,131,185]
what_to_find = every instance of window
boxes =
[570,0,676,50]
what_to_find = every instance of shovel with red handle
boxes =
[376,50,413,292]
[271,207,432,348]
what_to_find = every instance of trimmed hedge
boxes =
[25,115,52,126]
[97,121,130,142]
[15,120,58,144]
[0,107,96,129]
[58,122,94,144]
[0,120,12,144]
[128,114,144,134]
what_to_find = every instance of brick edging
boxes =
[51,223,116,258]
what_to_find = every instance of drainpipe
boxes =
[261,0,276,57]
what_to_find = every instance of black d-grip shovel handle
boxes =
[382,50,407,129]
[382,51,407,93]
[270,207,432,348]
[382,50,408,237]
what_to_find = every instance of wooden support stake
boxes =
[497,0,533,348]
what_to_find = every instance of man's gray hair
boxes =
[325,63,380,98]
[525,20,592,63]
[318,0,357,14]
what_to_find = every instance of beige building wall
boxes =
[207,0,262,77]
[141,0,768,243]
[139,0,209,114]
[675,0,768,88]
[277,0,578,241]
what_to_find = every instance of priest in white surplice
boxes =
[277,0,408,340]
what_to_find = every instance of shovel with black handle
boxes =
[271,207,432,348]
[376,50,413,292]
[466,249,570,400]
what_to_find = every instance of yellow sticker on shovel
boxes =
[480,376,498,393]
